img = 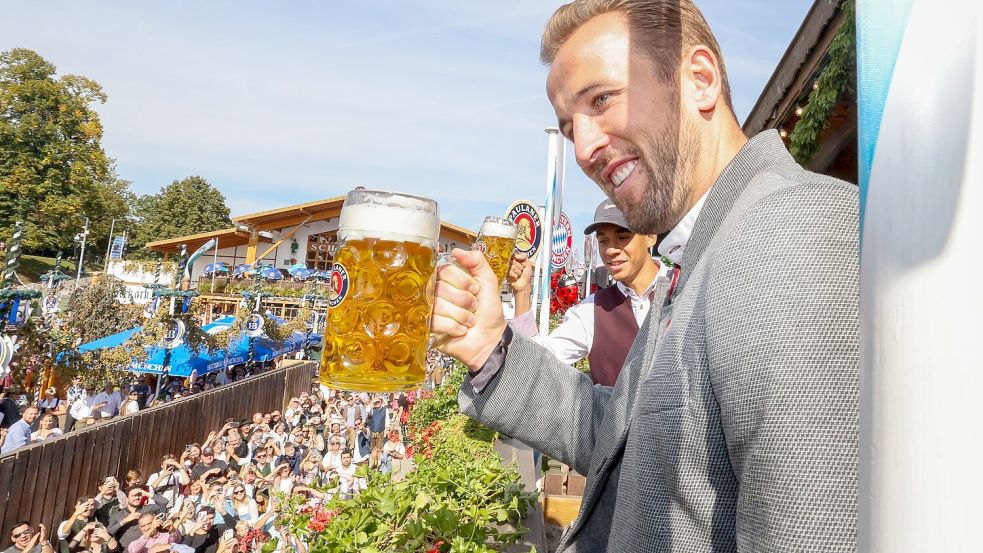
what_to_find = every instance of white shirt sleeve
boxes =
[509,296,596,366]
[70,398,90,419]
[543,298,595,366]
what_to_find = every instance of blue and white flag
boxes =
[858,1,982,549]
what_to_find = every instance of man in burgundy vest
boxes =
[509,200,664,386]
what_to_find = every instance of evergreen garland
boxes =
[788,0,856,165]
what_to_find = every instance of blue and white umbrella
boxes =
[258,266,283,280]
[203,262,229,276]
[313,270,333,281]
[232,264,252,277]
[287,263,309,275]
[291,268,315,279]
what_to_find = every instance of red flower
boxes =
[427,540,445,553]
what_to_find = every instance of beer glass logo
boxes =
[327,263,350,308]
[505,201,542,258]
[473,239,487,253]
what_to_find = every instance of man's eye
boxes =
[592,93,611,109]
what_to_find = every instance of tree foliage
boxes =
[0,48,133,252]
[62,274,141,344]
[130,176,232,256]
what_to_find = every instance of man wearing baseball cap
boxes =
[508,199,665,386]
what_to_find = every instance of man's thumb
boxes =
[450,248,497,286]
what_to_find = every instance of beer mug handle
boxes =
[430,253,467,348]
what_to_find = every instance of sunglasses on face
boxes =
[12,529,31,539]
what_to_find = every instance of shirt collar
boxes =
[658,188,711,265]
[615,273,659,301]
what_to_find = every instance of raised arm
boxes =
[433,249,613,474]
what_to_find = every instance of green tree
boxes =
[49,275,143,386]
[63,274,141,344]
[0,48,132,252]
[130,176,232,256]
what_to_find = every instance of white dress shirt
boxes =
[90,390,122,418]
[69,394,93,420]
[510,271,664,366]
[658,189,710,264]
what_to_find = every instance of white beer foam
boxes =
[339,201,439,244]
[480,220,517,239]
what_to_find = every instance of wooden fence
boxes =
[0,360,316,547]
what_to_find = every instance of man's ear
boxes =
[683,45,724,114]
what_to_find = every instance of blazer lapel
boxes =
[673,130,796,297]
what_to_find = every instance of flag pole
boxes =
[210,238,219,294]
[537,128,563,338]
[530,203,546,318]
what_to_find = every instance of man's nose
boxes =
[572,115,609,170]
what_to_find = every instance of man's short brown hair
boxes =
[540,0,733,112]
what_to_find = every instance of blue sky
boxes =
[2,0,811,252]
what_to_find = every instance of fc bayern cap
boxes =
[583,199,630,235]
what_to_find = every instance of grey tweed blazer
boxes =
[460,130,859,552]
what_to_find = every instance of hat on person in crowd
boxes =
[202,447,214,455]
[583,199,631,235]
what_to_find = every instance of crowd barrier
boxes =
[0,359,316,546]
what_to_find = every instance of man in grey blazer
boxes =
[432,1,858,551]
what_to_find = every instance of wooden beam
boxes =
[255,210,338,231]
[255,215,311,261]
[742,0,842,134]
[540,495,582,528]
[245,231,259,264]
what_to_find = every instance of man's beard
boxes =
[610,116,699,235]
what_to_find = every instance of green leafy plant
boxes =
[278,363,537,552]
[788,0,856,164]
[278,412,536,552]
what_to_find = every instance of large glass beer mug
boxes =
[321,190,439,392]
[474,216,517,284]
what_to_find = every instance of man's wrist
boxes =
[468,326,513,375]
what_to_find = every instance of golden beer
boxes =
[474,216,517,284]
[321,190,439,392]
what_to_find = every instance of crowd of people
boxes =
[3,365,452,553]
[0,360,288,454]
